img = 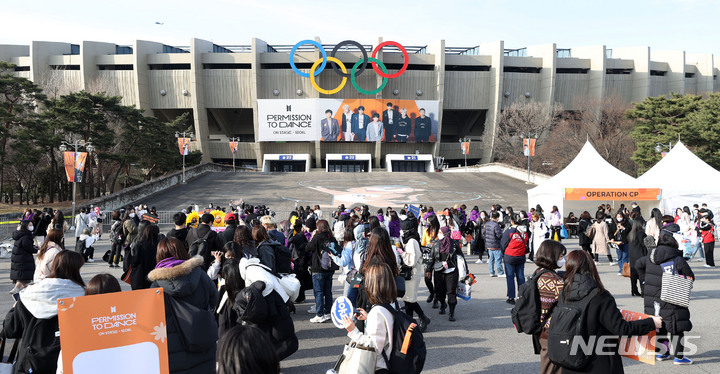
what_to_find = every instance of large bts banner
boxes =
[258,99,439,142]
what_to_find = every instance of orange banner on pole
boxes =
[461,141,470,155]
[565,188,661,201]
[74,152,88,182]
[523,138,536,156]
[58,288,170,374]
[619,309,656,365]
[177,138,190,155]
[64,152,76,182]
[229,141,238,154]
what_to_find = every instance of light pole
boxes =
[522,133,537,184]
[59,140,94,230]
[176,131,194,184]
[229,137,240,172]
[459,137,471,172]
[655,142,673,154]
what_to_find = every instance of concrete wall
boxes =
[85,163,242,211]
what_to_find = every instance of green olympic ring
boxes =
[350,57,388,95]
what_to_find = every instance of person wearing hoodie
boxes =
[501,214,528,305]
[635,234,695,365]
[399,219,431,331]
[3,251,86,374]
[237,256,298,360]
[34,228,64,283]
[10,220,36,294]
[147,238,218,374]
[557,250,661,374]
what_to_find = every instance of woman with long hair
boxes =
[530,240,566,374]
[591,212,613,265]
[130,224,160,290]
[422,215,440,306]
[217,325,280,374]
[558,250,661,373]
[341,263,398,373]
[388,211,401,241]
[399,219,431,331]
[626,211,647,296]
[609,212,630,275]
[547,206,563,242]
[472,210,488,264]
[645,208,663,242]
[530,212,549,262]
[4,251,86,373]
[148,238,218,373]
[306,219,338,322]
[34,228,64,283]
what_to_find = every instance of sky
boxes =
[4,0,720,56]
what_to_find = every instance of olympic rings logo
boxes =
[289,40,409,95]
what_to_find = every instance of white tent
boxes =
[637,141,720,214]
[528,141,660,216]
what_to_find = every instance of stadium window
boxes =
[606,68,632,75]
[98,64,134,71]
[148,64,191,70]
[203,63,251,69]
[685,72,695,78]
[650,70,666,76]
[503,66,541,73]
[556,68,588,74]
[445,65,491,71]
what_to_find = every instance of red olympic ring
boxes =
[371,41,409,79]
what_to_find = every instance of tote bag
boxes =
[660,258,693,308]
[335,342,377,374]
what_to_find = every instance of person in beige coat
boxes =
[591,212,615,265]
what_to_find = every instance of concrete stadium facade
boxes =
[1,38,718,169]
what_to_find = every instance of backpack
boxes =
[16,315,61,374]
[547,288,600,370]
[189,229,212,259]
[164,294,218,353]
[271,242,293,274]
[377,304,426,374]
[511,269,551,334]
[110,221,124,244]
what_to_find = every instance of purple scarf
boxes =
[155,257,186,269]
[440,236,452,254]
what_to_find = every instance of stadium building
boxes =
[1,38,718,172]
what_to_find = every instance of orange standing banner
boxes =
[618,309,656,365]
[565,188,662,201]
[229,141,238,154]
[64,152,76,182]
[177,138,190,155]
[523,138,536,156]
[57,288,170,374]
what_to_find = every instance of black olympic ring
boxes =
[330,40,368,78]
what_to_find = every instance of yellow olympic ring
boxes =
[310,57,347,95]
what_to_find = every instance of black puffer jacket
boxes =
[148,256,219,374]
[308,231,338,273]
[560,274,656,374]
[234,281,298,361]
[578,219,592,246]
[635,245,694,334]
[11,230,36,282]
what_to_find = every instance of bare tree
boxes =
[541,92,636,176]
[492,100,563,171]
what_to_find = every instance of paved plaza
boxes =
[0,171,717,373]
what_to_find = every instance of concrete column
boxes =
[686,53,714,95]
[315,141,322,168]
[526,43,557,105]
[374,141,382,169]
[428,40,445,160]
[613,47,650,103]
[478,41,504,164]
[132,40,164,113]
[251,38,267,168]
[29,41,71,84]
[80,41,115,90]
[572,45,606,100]
[652,50,686,94]
[190,38,213,162]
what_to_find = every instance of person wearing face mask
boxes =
[399,220,431,332]
[472,210,489,264]
[609,212,630,276]
[529,240,567,374]
[501,214,528,305]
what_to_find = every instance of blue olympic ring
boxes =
[289,40,327,78]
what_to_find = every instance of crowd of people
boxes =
[3,199,713,373]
